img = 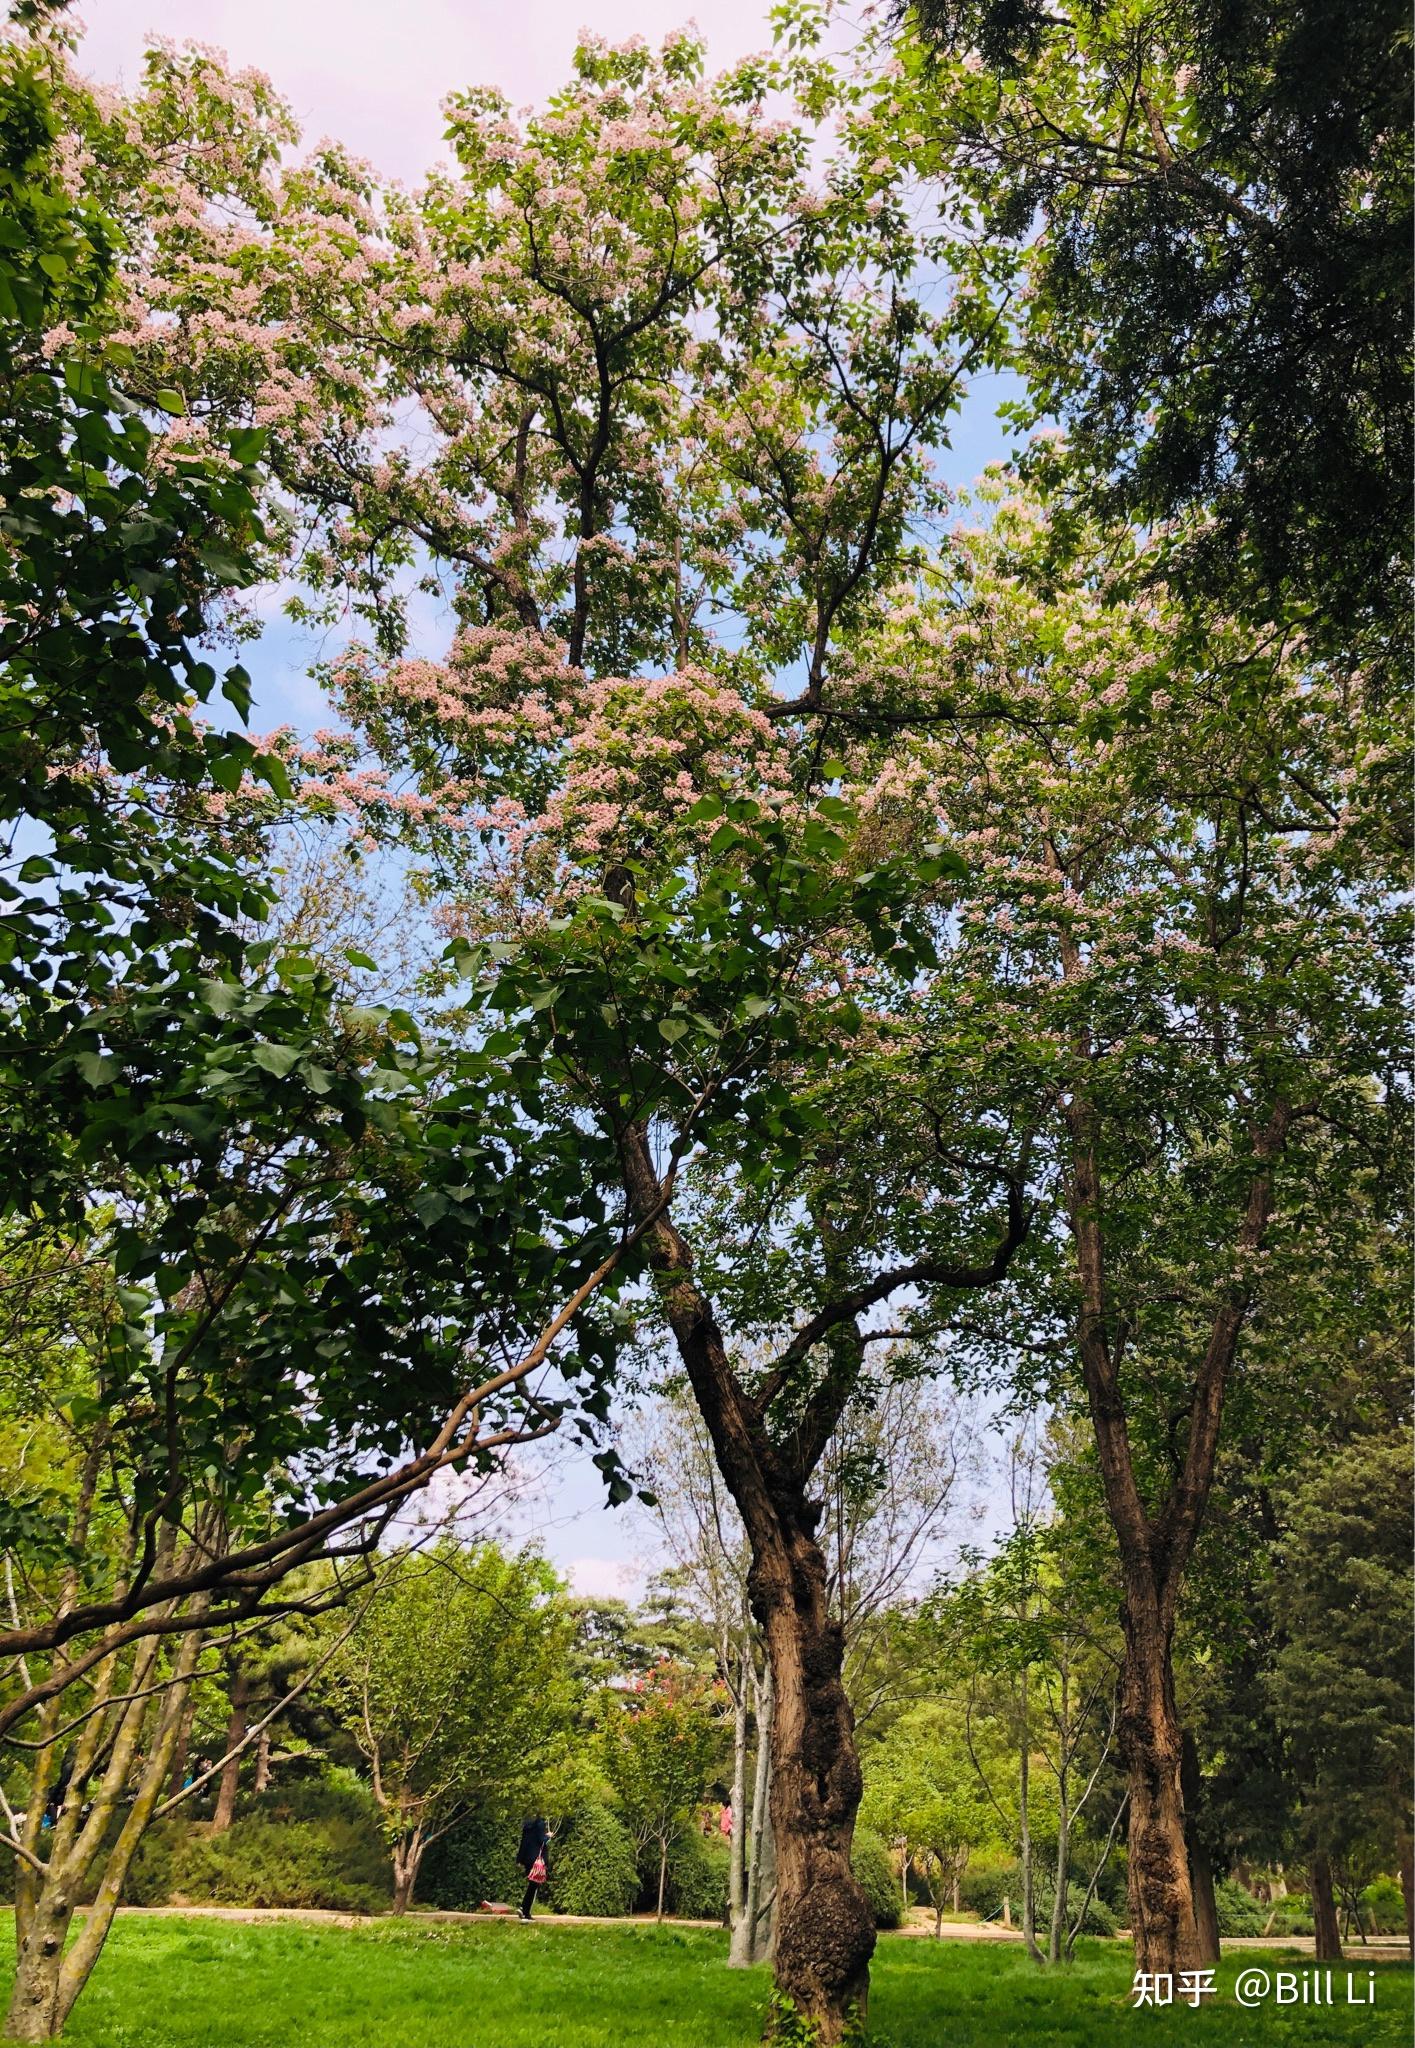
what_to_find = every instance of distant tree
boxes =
[1269,1433,1414,1960]
[861,1705,998,1935]
[321,1544,574,1912]
[600,1664,722,1922]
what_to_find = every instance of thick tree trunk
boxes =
[1181,1728,1220,1965]
[754,1519,874,2037]
[4,1890,68,2044]
[212,1667,252,1833]
[1310,1852,1343,1962]
[1118,1618,1202,1978]
[619,1127,874,2040]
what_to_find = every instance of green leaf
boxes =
[252,1043,300,1078]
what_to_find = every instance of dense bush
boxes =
[660,1830,730,1920]
[1215,1877,1267,1937]
[1265,1892,1314,1936]
[177,1813,391,1913]
[418,1809,525,1912]
[124,1819,186,1907]
[1359,1876,1407,1935]
[959,1855,1017,1921]
[852,1830,903,1930]
[549,1805,640,1918]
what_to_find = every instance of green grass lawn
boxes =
[0,1916,1408,2048]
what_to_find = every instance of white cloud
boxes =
[565,1554,645,1599]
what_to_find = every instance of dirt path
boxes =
[83,1904,1408,1956]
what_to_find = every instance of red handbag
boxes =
[528,1855,547,1885]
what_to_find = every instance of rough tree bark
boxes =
[621,1130,872,2039]
[1310,1852,1344,1962]
[618,1109,1024,2039]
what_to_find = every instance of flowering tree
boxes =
[36,5,1406,2029]
[831,478,1408,1973]
[600,1663,722,1922]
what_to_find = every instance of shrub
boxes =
[418,1809,525,1912]
[177,1813,391,1913]
[124,1819,185,1907]
[1357,1876,1405,1935]
[959,1856,1021,1922]
[550,1804,640,1918]
[852,1830,903,1930]
[1215,1877,1267,1937]
[1266,1892,1314,1936]
[661,1830,730,1920]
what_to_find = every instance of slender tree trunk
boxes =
[728,1675,749,1939]
[732,1663,773,1967]
[1018,1670,1044,1966]
[212,1667,252,1833]
[656,1840,668,1923]
[1180,1728,1220,1965]
[390,1831,425,1916]
[1398,1828,1414,1959]
[252,1726,272,1795]
[1117,1606,1202,1978]
[5,1624,204,2042]
[1310,1852,1343,1962]
[1048,1797,1070,1966]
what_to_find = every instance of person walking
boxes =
[516,1814,550,1920]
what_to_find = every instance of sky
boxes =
[71,0,1022,1597]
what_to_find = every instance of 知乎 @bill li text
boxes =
[1131,1967,1378,2009]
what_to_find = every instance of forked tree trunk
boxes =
[390,1832,425,1916]
[1181,1728,1220,1965]
[1310,1852,1343,1962]
[621,1129,875,2042]
[5,1626,204,2042]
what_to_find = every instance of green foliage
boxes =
[418,1810,527,1913]
[1214,1877,1267,1938]
[319,1543,575,1904]
[172,1809,392,1914]
[599,1665,721,1889]
[660,1830,730,1921]
[851,1830,903,1931]
[1360,1878,1407,1937]
[550,1804,640,1918]
[1270,1431,1415,1865]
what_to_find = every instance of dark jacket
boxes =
[517,1816,549,1874]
